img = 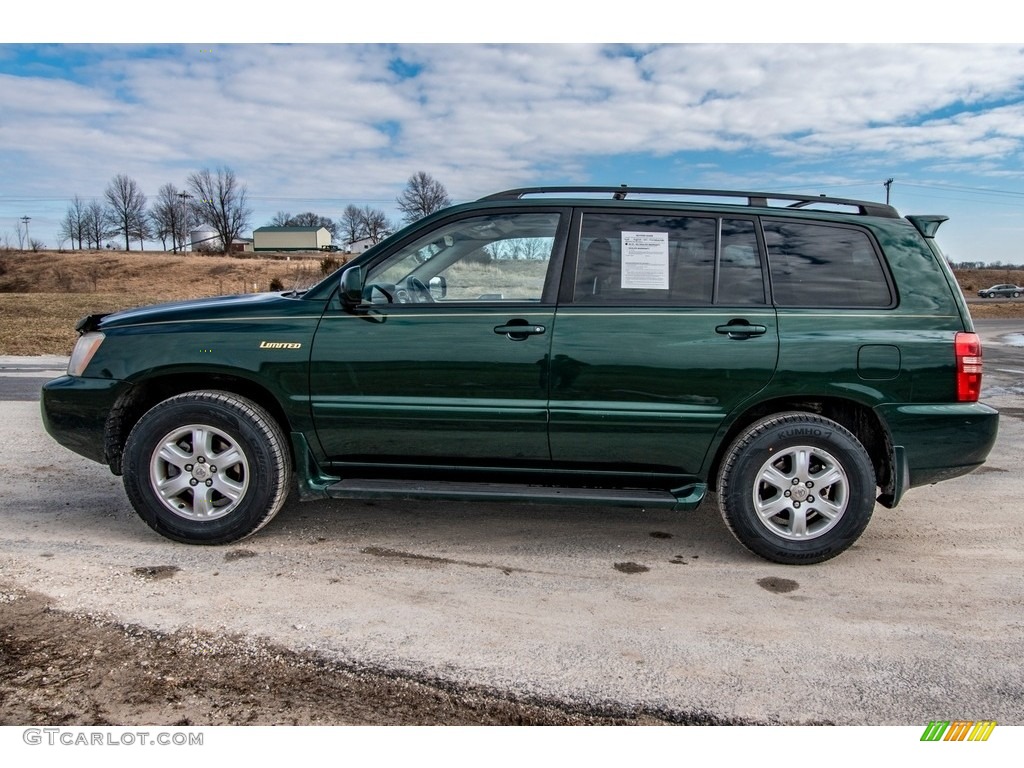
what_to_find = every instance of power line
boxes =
[895,180,1024,199]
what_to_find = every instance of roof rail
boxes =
[478,185,899,218]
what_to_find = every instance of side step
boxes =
[325,478,683,509]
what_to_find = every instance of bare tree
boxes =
[103,174,148,250]
[396,171,451,224]
[59,196,88,250]
[84,200,110,249]
[340,204,364,245]
[289,212,338,240]
[268,211,338,240]
[359,206,392,244]
[131,213,152,251]
[150,184,199,252]
[187,167,251,254]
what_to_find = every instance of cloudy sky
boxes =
[3,34,1024,262]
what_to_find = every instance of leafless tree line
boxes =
[58,168,250,254]
[55,170,450,254]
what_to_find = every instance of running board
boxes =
[325,478,691,509]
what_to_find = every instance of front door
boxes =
[309,209,567,466]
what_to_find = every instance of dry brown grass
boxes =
[0,250,326,297]
[954,268,1024,294]
[0,250,337,355]
[1,252,1021,356]
[956,268,1024,320]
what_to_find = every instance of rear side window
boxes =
[573,213,765,306]
[763,220,892,308]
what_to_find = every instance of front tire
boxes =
[122,391,291,544]
[717,413,875,564]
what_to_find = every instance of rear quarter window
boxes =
[763,220,893,308]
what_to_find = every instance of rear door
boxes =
[547,210,779,475]
[309,209,567,465]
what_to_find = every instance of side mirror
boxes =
[429,275,447,299]
[339,265,365,309]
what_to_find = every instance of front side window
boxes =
[366,212,561,304]
[763,220,892,308]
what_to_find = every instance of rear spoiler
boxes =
[906,215,948,238]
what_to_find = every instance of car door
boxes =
[547,211,779,476]
[309,209,567,465]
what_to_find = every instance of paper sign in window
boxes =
[621,232,670,289]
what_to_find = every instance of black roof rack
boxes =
[478,185,899,218]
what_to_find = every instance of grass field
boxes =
[1,250,1021,356]
[0,250,332,355]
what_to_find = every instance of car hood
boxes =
[80,292,306,332]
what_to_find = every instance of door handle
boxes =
[715,320,768,340]
[494,321,546,341]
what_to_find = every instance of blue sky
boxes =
[3,29,1024,262]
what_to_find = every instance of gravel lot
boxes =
[1,321,1022,725]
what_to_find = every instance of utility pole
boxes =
[883,178,894,205]
[19,216,31,250]
[177,192,192,253]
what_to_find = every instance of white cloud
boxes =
[2,43,1024,243]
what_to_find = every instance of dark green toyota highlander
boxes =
[41,187,999,564]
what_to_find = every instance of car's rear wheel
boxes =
[718,412,875,564]
[122,391,291,544]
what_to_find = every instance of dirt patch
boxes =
[757,577,799,594]
[131,565,181,581]
[360,546,525,575]
[613,562,649,574]
[0,587,684,726]
[223,549,259,562]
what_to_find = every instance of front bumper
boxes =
[40,376,130,466]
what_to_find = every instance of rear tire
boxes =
[122,391,291,544]
[718,413,875,564]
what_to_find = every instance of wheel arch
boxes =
[104,372,293,475]
[707,396,894,496]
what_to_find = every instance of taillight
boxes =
[955,332,982,402]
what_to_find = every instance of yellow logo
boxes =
[259,341,302,350]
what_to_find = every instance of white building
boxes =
[253,226,332,252]
[346,237,375,255]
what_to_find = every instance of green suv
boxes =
[41,187,999,564]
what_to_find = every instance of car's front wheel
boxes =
[122,391,291,544]
[717,413,875,564]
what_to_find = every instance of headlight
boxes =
[68,332,105,377]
